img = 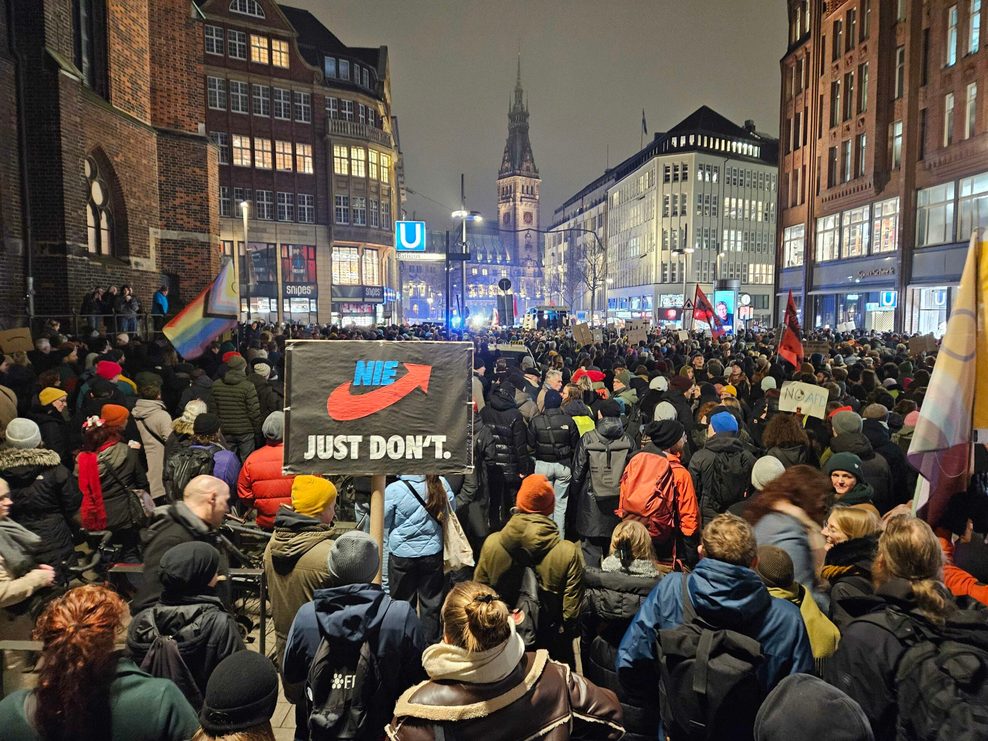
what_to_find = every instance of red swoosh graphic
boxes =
[326,363,431,421]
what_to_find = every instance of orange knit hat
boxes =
[516,474,555,516]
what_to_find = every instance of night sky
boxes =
[291,0,787,228]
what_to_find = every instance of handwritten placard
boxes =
[908,334,938,357]
[0,328,33,354]
[778,381,829,420]
[573,323,593,347]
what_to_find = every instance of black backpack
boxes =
[655,574,764,741]
[139,610,204,710]
[164,444,217,502]
[623,403,644,444]
[514,565,542,648]
[708,449,750,514]
[858,607,988,741]
[586,433,633,503]
[306,603,390,740]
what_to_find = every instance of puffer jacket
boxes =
[237,442,294,529]
[75,441,148,531]
[0,447,80,570]
[475,512,585,630]
[132,398,172,501]
[480,386,532,477]
[828,432,893,513]
[385,475,454,559]
[211,369,260,436]
[528,408,579,463]
[247,372,283,421]
[262,506,335,663]
[571,417,637,539]
[386,650,624,741]
[688,433,757,524]
[582,557,662,741]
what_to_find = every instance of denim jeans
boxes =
[535,459,572,538]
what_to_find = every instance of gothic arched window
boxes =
[85,156,114,256]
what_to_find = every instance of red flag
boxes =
[778,290,804,368]
[784,289,801,335]
[693,284,725,339]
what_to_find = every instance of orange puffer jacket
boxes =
[237,443,294,529]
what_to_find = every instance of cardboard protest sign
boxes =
[677,330,689,341]
[592,329,603,344]
[908,334,938,357]
[626,320,648,346]
[283,341,473,475]
[802,341,832,357]
[573,323,593,347]
[778,381,829,419]
[0,328,33,354]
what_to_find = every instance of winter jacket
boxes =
[115,293,140,318]
[828,432,893,513]
[177,374,215,414]
[480,386,532,478]
[263,507,335,663]
[211,369,261,436]
[937,529,988,608]
[571,417,637,539]
[0,658,198,741]
[475,512,585,630]
[132,398,172,501]
[237,442,294,529]
[126,591,244,706]
[752,510,827,610]
[386,650,624,741]
[75,441,148,532]
[28,407,71,469]
[0,385,18,431]
[528,408,579,463]
[861,419,911,508]
[582,559,663,741]
[131,502,229,614]
[663,391,696,444]
[248,372,283,421]
[766,582,840,659]
[561,398,595,437]
[638,388,665,424]
[766,443,814,469]
[688,433,757,524]
[283,583,426,724]
[384,475,454,559]
[178,442,241,495]
[823,534,878,631]
[456,418,496,547]
[617,558,814,696]
[0,447,80,571]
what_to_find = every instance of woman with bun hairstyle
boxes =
[386,581,624,740]
[0,584,198,741]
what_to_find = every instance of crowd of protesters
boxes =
[0,315,985,740]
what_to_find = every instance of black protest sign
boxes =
[284,341,474,475]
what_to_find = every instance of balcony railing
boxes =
[327,119,393,148]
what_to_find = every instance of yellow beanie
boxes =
[39,387,68,406]
[291,475,337,517]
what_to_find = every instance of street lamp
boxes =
[240,200,251,322]
[451,209,483,325]
[673,246,695,329]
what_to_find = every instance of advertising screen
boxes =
[713,289,737,333]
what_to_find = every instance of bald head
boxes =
[183,474,230,528]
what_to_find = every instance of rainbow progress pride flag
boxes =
[163,258,239,360]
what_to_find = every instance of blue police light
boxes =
[395,221,427,252]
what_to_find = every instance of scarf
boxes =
[422,619,526,685]
[772,501,827,585]
[77,440,115,530]
[0,519,42,577]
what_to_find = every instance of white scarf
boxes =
[422,619,526,685]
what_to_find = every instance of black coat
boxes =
[824,534,878,632]
[455,419,497,548]
[571,417,637,540]
[862,420,911,508]
[0,447,80,571]
[527,408,579,464]
[480,387,532,478]
[29,407,72,469]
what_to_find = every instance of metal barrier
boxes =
[0,312,169,342]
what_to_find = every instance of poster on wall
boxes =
[283,341,474,475]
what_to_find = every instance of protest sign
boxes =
[778,381,829,419]
[573,323,593,347]
[626,320,648,345]
[802,340,832,358]
[677,330,689,341]
[592,328,603,344]
[0,328,33,354]
[908,334,938,357]
[283,341,473,475]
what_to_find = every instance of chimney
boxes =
[744,119,756,134]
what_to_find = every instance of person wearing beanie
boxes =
[761,376,777,392]
[384,473,455,644]
[688,405,757,526]
[29,387,72,468]
[196,650,279,740]
[0,418,80,578]
[96,359,123,383]
[37,387,67,409]
[211,349,261,462]
[127,542,245,709]
[476,473,585,663]
[632,419,700,567]
[528,389,580,537]
[238,411,295,530]
[283,530,426,740]
[247,358,282,422]
[755,546,840,660]
[754,674,873,741]
[612,368,638,412]
[571,393,639,567]
[661,374,698,452]
[824,409,892,512]
[176,368,216,421]
[824,452,875,506]
[859,402,911,508]
[638,375,668,423]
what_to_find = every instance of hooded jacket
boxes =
[247,371,283,421]
[211,369,260,436]
[283,583,426,726]
[766,443,814,469]
[0,447,80,570]
[237,442,294,529]
[687,434,757,524]
[561,398,595,437]
[177,374,214,415]
[475,512,585,630]
[480,386,532,478]
[828,432,893,512]
[263,506,335,661]
[571,417,637,539]
[132,398,172,501]
[861,419,910,508]
[617,558,814,696]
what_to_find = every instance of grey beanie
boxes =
[253,362,271,380]
[4,418,41,449]
[326,530,380,586]
[761,376,777,391]
[751,455,786,491]
[261,410,284,441]
[754,674,873,740]
[832,410,863,436]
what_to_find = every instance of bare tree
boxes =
[576,236,607,325]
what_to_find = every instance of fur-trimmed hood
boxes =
[0,446,61,473]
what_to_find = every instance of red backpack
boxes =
[615,450,680,541]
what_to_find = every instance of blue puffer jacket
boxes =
[616,558,813,696]
[384,475,455,558]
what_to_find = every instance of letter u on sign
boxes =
[395,221,427,252]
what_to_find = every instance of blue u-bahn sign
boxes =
[395,221,427,252]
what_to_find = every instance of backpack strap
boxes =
[680,572,697,623]
[137,417,167,447]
